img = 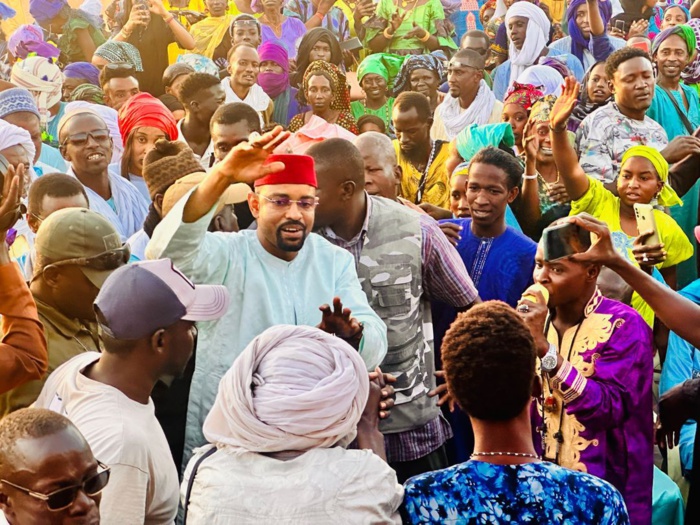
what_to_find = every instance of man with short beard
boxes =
[221,43,274,127]
[147,127,387,469]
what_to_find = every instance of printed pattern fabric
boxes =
[402,460,630,524]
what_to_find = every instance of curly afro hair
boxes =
[442,301,536,421]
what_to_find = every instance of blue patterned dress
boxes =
[403,460,630,524]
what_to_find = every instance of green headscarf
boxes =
[652,24,697,56]
[454,123,515,163]
[356,54,405,90]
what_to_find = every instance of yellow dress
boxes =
[571,177,694,326]
[394,140,451,209]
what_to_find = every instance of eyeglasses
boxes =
[1,461,110,511]
[60,129,111,147]
[38,246,131,280]
[259,194,319,211]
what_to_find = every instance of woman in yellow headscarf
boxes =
[550,77,693,325]
[190,0,236,60]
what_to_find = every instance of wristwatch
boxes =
[541,343,559,373]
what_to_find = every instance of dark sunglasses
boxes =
[61,129,111,147]
[105,62,135,73]
[45,245,131,272]
[1,461,110,511]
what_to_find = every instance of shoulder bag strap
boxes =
[182,446,218,523]
[660,86,696,135]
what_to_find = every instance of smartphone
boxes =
[340,37,363,52]
[614,19,627,33]
[629,40,651,53]
[542,222,592,262]
[634,203,662,246]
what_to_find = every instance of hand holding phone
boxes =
[542,222,592,262]
[633,203,661,246]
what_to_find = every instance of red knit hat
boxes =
[254,154,317,188]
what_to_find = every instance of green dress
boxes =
[350,97,395,135]
[59,12,107,64]
[363,0,457,56]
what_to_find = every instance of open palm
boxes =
[549,76,580,130]
[217,126,290,186]
[0,164,25,233]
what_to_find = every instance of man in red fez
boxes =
[146,127,389,469]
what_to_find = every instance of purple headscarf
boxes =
[29,0,66,24]
[63,62,100,86]
[7,24,60,60]
[567,0,612,64]
[258,41,290,99]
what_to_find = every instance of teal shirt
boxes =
[647,83,700,140]
[147,189,389,470]
[45,102,67,149]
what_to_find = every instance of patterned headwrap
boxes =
[299,61,351,111]
[652,24,697,56]
[682,19,700,85]
[29,0,66,24]
[480,0,496,25]
[504,82,544,111]
[391,52,447,96]
[94,41,144,72]
[7,24,60,60]
[529,95,557,124]
[69,84,105,105]
[356,53,405,89]
[63,62,100,86]
[621,145,682,207]
[0,88,40,120]
[566,0,613,65]
[10,57,62,128]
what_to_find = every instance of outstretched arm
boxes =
[549,76,591,201]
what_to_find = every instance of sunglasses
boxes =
[105,62,135,73]
[61,129,111,147]
[1,461,110,511]
[47,245,131,272]
[259,194,318,211]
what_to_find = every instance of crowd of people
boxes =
[1,0,700,523]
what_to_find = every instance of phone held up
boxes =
[542,222,592,262]
[633,203,661,246]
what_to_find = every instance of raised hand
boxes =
[567,213,621,267]
[627,19,649,39]
[355,0,376,19]
[522,120,539,161]
[389,10,405,33]
[632,232,666,268]
[317,297,364,349]
[549,76,579,131]
[215,126,290,186]
[126,1,150,31]
[148,0,168,18]
[0,164,26,234]
[317,0,338,15]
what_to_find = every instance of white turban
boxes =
[505,3,551,88]
[0,119,36,165]
[10,57,62,129]
[203,325,370,454]
[64,101,123,164]
[516,65,563,97]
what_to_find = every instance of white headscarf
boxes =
[203,325,370,454]
[516,65,563,97]
[10,57,62,128]
[505,3,551,88]
[0,119,36,165]
[493,0,508,20]
[64,101,123,164]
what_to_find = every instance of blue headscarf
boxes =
[567,0,613,64]
[0,2,16,19]
[29,0,66,24]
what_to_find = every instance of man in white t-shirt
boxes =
[34,258,230,525]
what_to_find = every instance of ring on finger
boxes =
[642,254,649,263]
[517,304,530,313]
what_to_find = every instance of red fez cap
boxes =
[254,154,317,188]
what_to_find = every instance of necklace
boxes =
[261,14,283,34]
[471,451,540,459]
[361,99,391,130]
[410,140,438,204]
[537,169,560,187]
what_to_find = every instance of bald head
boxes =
[354,132,401,200]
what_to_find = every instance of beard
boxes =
[275,220,308,252]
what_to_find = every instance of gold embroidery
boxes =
[542,290,618,472]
